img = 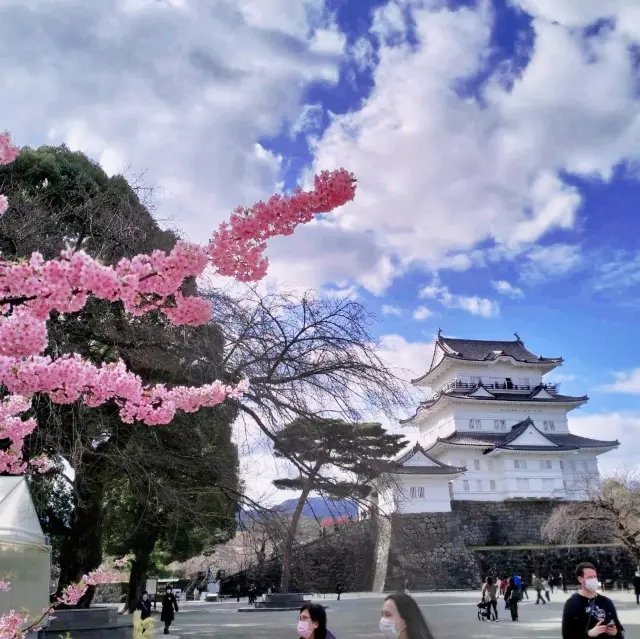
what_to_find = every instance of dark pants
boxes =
[536,589,546,604]
[521,586,529,600]
[635,591,639,605]
[509,600,518,621]
[545,590,551,602]
[164,621,172,634]
[489,600,498,619]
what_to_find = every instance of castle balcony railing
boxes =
[439,380,559,394]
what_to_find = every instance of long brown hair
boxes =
[385,593,435,639]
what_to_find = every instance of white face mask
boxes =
[379,617,398,637]
[584,578,599,592]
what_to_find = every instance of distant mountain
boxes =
[275,497,357,518]
[238,497,357,524]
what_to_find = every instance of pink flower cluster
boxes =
[0,611,28,639]
[208,169,356,281]
[0,582,10,592]
[0,130,356,476]
[0,134,19,217]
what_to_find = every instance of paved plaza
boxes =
[161,590,640,638]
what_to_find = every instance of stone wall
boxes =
[379,512,482,591]
[474,545,637,584]
[452,500,558,545]
[220,520,376,595]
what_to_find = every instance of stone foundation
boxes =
[40,608,133,639]
[220,501,634,593]
[375,512,481,591]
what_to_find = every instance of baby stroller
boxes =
[477,600,496,622]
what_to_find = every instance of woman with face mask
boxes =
[297,603,336,639]
[380,593,434,639]
[160,585,179,635]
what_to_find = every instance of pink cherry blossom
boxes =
[0,196,7,217]
[0,130,356,479]
[0,611,28,639]
[0,582,10,592]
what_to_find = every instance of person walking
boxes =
[533,574,547,604]
[504,577,520,622]
[542,577,551,602]
[561,572,568,593]
[235,585,240,603]
[499,577,508,596]
[562,562,625,639]
[633,571,640,606]
[380,592,435,639]
[297,602,337,639]
[481,576,499,621]
[136,591,152,633]
[336,583,343,601]
[160,586,179,635]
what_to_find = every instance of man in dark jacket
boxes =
[562,562,624,639]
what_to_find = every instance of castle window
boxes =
[487,460,494,471]
[543,421,556,432]
[469,419,481,430]
[463,480,470,491]
[545,460,552,469]
[560,460,564,470]
[474,460,481,470]
[494,419,506,430]
[514,460,520,469]
[476,480,483,491]
[516,478,530,490]
[460,459,467,469]
[490,480,496,491]
[514,459,527,469]
[409,486,425,499]
[470,376,481,385]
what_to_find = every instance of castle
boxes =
[376,332,620,514]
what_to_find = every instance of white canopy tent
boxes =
[0,476,51,626]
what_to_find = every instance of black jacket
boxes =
[160,593,179,622]
[562,593,624,639]
[633,576,640,594]
[137,598,152,620]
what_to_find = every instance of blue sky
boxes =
[2,0,640,498]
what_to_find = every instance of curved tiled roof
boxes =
[423,418,619,453]
[400,388,587,424]
[438,336,562,364]
[385,442,465,475]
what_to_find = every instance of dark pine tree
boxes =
[272,417,405,592]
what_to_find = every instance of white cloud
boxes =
[419,278,500,318]
[593,251,640,293]
[350,37,376,71]
[570,412,640,472]
[492,280,524,298]
[412,305,432,320]
[598,369,640,394]
[520,243,584,283]
[0,0,345,249]
[376,334,434,384]
[290,103,324,138]
[381,304,403,316]
[274,0,640,294]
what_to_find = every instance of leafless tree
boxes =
[542,469,640,565]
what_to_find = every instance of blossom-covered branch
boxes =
[0,556,134,639]
[0,131,356,474]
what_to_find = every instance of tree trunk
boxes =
[124,527,161,614]
[280,468,319,593]
[56,453,109,607]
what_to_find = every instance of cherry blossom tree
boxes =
[0,130,356,638]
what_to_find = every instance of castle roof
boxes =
[413,333,563,385]
[437,336,561,364]
[423,417,619,454]
[401,384,588,425]
[384,442,466,475]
